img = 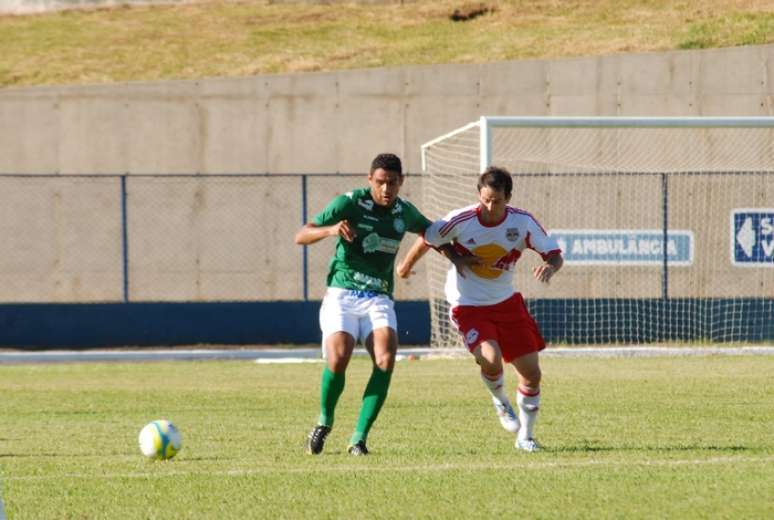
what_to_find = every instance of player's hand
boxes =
[451,254,482,279]
[533,263,556,284]
[332,220,356,242]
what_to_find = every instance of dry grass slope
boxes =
[0,0,773,87]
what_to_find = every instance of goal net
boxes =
[421,117,774,347]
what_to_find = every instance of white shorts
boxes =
[319,287,397,346]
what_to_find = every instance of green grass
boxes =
[1,356,773,518]
[678,11,774,48]
[0,0,773,87]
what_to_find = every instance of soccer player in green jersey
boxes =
[294,153,432,456]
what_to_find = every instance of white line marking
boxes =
[5,454,773,481]
[2,346,773,364]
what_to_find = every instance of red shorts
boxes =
[450,293,545,363]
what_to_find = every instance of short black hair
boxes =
[477,166,512,197]
[370,153,403,176]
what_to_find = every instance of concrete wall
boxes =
[0,44,773,304]
[2,44,772,176]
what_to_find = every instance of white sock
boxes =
[480,371,511,407]
[517,387,540,441]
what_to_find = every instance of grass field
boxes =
[1,355,773,519]
[1,0,773,87]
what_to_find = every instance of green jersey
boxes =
[312,187,431,297]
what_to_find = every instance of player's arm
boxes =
[397,237,475,279]
[401,214,482,278]
[295,194,357,245]
[398,204,436,278]
[294,221,356,245]
[526,213,564,284]
[533,252,563,284]
[397,235,430,278]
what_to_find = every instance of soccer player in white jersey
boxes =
[397,166,563,452]
[295,153,432,456]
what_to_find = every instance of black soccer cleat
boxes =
[305,425,331,455]
[347,440,369,456]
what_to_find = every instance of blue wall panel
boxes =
[0,301,431,349]
[0,299,770,349]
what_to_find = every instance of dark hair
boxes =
[370,153,403,176]
[477,166,512,197]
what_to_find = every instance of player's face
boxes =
[368,168,403,207]
[477,186,510,223]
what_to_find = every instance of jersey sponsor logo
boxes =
[393,218,405,233]
[357,223,374,231]
[344,288,381,299]
[506,228,520,241]
[363,215,379,222]
[468,243,519,279]
[492,249,520,271]
[358,199,374,211]
[551,229,694,266]
[352,271,389,292]
[731,209,774,267]
[465,328,480,346]
[362,232,401,254]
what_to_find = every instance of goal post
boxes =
[420,116,774,348]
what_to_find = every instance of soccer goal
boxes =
[420,116,774,348]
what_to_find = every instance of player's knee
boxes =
[475,354,502,375]
[373,350,395,371]
[473,343,502,368]
[327,356,349,373]
[522,367,541,387]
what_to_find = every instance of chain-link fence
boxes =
[0,173,428,303]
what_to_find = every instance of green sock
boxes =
[318,367,346,428]
[350,366,393,445]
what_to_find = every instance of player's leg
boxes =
[348,296,398,455]
[453,304,519,433]
[306,291,359,455]
[511,351,542,452]
[320,331,356,425]
[472,340,519,433]
[496,293,545,451]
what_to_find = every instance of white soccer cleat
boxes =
[516,438,542,453]
[492,397,520,433]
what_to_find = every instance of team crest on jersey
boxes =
[393,218,405,233]
[506,228,520,241]
[358,199,374,211]
[465,328,480,346]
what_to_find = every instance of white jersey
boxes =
[424,204,561,307]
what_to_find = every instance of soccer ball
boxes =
[138,419,182,460]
